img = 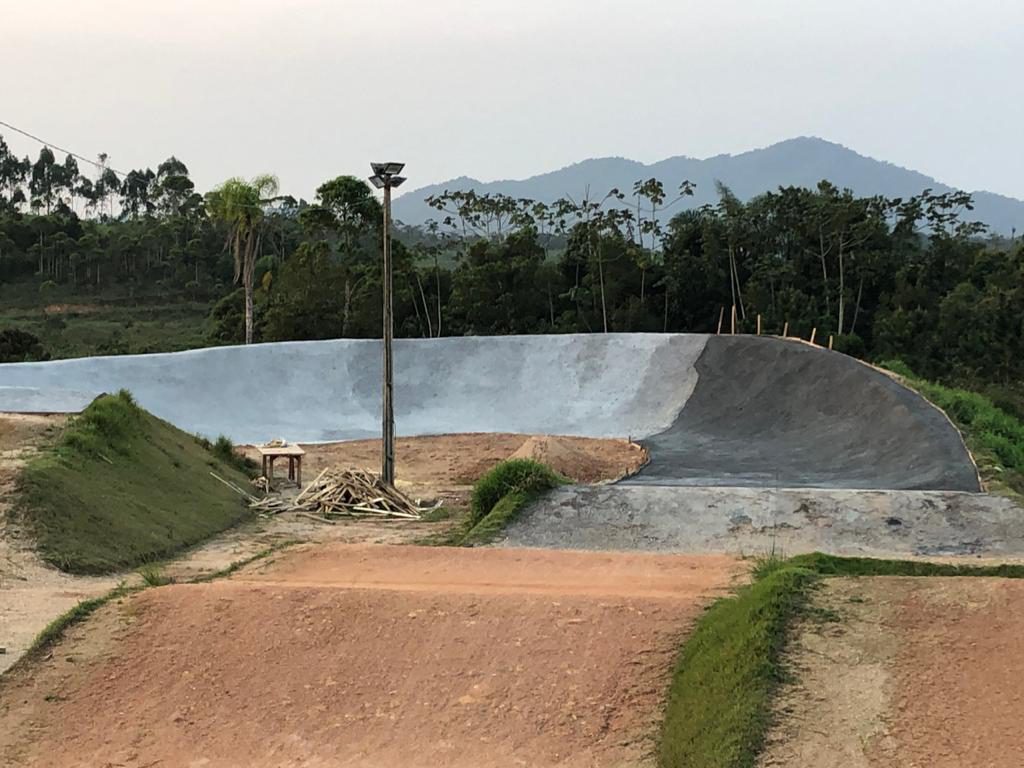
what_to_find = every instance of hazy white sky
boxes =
[3,0,1022,199]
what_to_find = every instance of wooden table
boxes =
[256,444,305,486]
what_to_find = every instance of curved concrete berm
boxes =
[0,334,707,445]
[630,336,981,491]
[0,333,978,492]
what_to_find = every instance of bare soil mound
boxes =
[509,435,647,483]
[2,544,743,768]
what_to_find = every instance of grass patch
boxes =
[459,459,565,545]
[16,390,253,574]
[880,360,1024,500]
[138,564,173,586]
[195,433,259,476]
[0,298,212,359]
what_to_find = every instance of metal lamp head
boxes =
[369,162,406,189]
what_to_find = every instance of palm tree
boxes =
[205,175,279,344]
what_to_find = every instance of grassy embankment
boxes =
[880,360,1024,501]
[16,390,254,574]
[659,553,1024,768]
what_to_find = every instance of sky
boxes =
[3,0,1023,201]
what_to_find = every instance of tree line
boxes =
[1,131,1022,400]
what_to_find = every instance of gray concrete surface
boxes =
[502,485,1024,557]
[627,336,980,492]
[0,334,708,444]
[1,331,1011,556]
[0,386,99,413]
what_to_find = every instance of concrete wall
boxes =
[0,334,708,444]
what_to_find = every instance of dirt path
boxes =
[760,576,1024,767]
[0,414,121,674]
[1,544,743,768]
[3,422,643,671]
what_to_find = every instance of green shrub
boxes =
[469,458,565,524]
[138,564,173,586]
[830,332,865,358]
[0,327,49,362]
[877,358,915,378]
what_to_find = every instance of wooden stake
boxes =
[810,327,817,345]
[783,321,789,338]
[716,306,724,335]
[756,314,762,335]
[731,304,737,335]
[828,334,834,350]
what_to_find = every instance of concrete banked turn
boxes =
[0,333,977,492]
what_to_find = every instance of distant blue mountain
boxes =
[393,137,1023,235]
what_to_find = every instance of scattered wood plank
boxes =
[249,468,429,521]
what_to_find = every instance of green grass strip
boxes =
[658,563,817,768]
[789,552,1024,578]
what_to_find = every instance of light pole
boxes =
[369,162,406,486]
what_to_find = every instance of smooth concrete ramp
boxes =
[0,333,979,493]
[628,336,980,492]
[0,334,707,445]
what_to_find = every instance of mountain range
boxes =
[392,137,1023,236]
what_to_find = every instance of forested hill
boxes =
[393,137,1024,236]
[1,128,1023,415]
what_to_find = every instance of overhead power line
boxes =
[0,118,128,178]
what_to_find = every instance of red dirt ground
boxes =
[2,544,742,768]
[880,578,1024,767]
[759,576,1024,767]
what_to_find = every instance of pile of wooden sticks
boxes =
[249,468,424,521]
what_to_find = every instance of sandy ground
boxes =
[1,544,744,768]
[2,423,645,673]
[248,433,648,509]
[761,576,1024,767]
[0,414,121,675]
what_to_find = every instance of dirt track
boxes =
[2,544,743,768]
[761,577,1024,767]
[0,413,121,674]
